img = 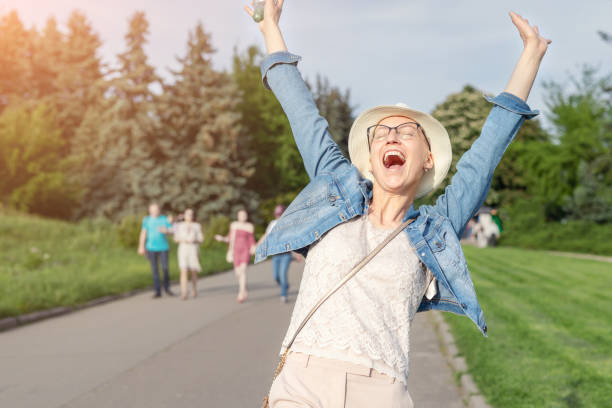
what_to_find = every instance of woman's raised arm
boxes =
[433,12,549,236]
[243,0,351,179]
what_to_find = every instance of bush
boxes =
[202,215,230,248]
[498,201,612,256]
[116,214,142,249]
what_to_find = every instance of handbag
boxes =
[261,217,415,408]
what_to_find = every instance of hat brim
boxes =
[348,105,452,198]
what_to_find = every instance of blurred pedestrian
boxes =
[138,203,175,298]
[491,208,503,233]
[258,205,296,303]
[215,210,256,303]
[174,208,204,300]
[475,212,500,248]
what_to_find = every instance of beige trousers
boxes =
[268,352,414,408]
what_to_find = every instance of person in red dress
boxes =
[215,210,256,303]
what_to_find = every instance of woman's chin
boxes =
[373,174,413,195]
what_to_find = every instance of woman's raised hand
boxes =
[509,11,551,58]
[503,12,551,102]
[243,0,288,54]
[244,0,284,34]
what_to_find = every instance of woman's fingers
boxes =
[244,5,254,17]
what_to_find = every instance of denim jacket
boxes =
[255,51,538,336]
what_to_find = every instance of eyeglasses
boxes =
[367,122,430,151]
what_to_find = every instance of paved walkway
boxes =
[0,261,463,408]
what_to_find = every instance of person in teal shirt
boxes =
[138,203,175,298]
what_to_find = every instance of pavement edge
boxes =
[428,311,492,408]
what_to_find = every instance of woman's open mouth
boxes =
[382,150,406,169]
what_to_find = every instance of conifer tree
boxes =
[29,17,64,99]
[0,11,32,109]
[156,23,257,222]
[74,11,160,218]
[53,11,104,146]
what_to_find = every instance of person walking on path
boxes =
[138,203,176,298]
[258,205,298,303]
[215,210,256,303]
[173,208,204,300]
[246,1,550,406]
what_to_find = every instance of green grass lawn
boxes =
[445,245,612,408]
[0,212,229,319]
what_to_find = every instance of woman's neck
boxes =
[368,184,415,228]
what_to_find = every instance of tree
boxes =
[309,75,354,156]
[0,104,80,218]
[52,11,104,147]
[542,67,612,222]
[73,11,160,219]
[155,23,257,222]
[0,11,32,109]
[232,45,303,200]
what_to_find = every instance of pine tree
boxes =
[156,23,257,222]
[0,11,32,109]
[73,11,160,218]
[53,11,104,146]
[29,17,64,99]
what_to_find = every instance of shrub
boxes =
[116,214,142,249]
[202,215,230,248]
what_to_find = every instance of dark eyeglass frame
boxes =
[366,122,431,152]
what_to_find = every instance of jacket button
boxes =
[461,303,467,309]
[421,252,425,257]
[483,325,488,333]
[286,244,290,250]
[329,195,336,202]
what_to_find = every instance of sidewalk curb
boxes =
[0,288,148,334]
[428,311,492,408]
[0,265,237,335]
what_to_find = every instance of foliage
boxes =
[0,104,81,218]
[116,214,142,249]
[542,67,612,222]
[497,200,612,256]
[309,75,355,156]
[202,215,230,248]
[231,45,307,200]
[445,246,612,407]
[156,23,257,223]
[73,11,161,219]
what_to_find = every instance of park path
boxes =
[0,261,463,408]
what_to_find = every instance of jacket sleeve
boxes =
[433,92,539,236]
[261,51,352,179]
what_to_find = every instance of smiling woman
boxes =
[246,1,550,407]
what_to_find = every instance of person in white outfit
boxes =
[173,208,204,300]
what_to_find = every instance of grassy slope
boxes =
[0,213,228,319]
[445,245,612,408]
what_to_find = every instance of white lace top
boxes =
[282,215,432,384]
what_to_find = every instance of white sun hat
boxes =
[348,103,452,198]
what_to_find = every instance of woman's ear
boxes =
[424,151,434,171]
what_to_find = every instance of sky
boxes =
[3,0,612,127]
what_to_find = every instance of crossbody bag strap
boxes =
[284,217,415,350]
